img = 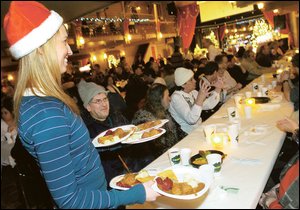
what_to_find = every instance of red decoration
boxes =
[262,11,294,47]
[177,2,199,52]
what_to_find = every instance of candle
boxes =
[276,69,283,74]
[210,133,224,149]
[245,98,255,106]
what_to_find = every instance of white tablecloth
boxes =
[127,73,294,209]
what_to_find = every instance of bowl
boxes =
[252,97,271,104]
[190,150,226,168]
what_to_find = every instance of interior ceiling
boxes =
[1,1,118,41]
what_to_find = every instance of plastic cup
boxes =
[261,87,268,97]
[180,148,192,166]
[272,81,277,88]
[244,106,252,119]
[204,125,216,144]
[245,91,252,98]
[198,164,214,184]
[227,107,237,122]
[234,95,243,108]
[168,148,181,166]
[206,154,222,176]
[252,83,258,92]
[258,84,263,92]
[228,124,239,148]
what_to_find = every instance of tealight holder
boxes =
[245,98,255,106]
[210,133,224,150]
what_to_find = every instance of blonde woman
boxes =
[4,1,159,208]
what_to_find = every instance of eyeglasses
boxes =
[89,97,108,104]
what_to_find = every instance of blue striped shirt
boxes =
[18,96,145,208]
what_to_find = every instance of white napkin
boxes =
[257,104,281,112]
[243,140,266,146]
[231,157,262,165]
[211,114,228,119]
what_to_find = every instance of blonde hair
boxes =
[14,26,79,122]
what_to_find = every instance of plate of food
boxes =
[152,166,211,200]
[109,170,156,190]
[190,150,226,168]
[122,128,166,144]
[92,125,136,148]
[135,119,169,134]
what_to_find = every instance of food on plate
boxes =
[192,157,207,165]
[157,169,177,181]
[141,128,162,138]
[97,128,131,144]
[116,170,154,188]
[155,171,205,195]
[135,170,154,183]
[190,150,226,168]
[136,120,162,131]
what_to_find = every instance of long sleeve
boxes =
[169,91,202,134]
[202,91,220,110]
[18,97,146,209]
[241,59,274,76]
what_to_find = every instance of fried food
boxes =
[98,135,114,144]
[141,129,161,138]
[157,177,205,195]
[98,127,131,144]
[137,120,162,131]
[116,173,141,188]
[192,157,207,165]
[156,170,205,195]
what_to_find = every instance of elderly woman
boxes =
[168,67,222,134]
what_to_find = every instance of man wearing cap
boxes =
[77,79,133,184]
[169,67,222,134]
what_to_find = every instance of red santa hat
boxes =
[3,1,63,59]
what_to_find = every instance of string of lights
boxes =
[77,17,150,23]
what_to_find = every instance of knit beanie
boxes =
[174,67,194,86]
[77,80,108,108]
[3,1,63,59]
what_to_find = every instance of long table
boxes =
[127,73,294,209]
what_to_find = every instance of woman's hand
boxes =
[142,180,161,202]
[276,117,298,133]
[195,81,211,106]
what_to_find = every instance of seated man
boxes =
[77,80,132,184]
[168,67,222,134]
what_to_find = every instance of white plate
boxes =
[122,128,166,144]
[92,125,136,148]
[109,171,157,190]
[152,165,211,200]
[135,119,169,134]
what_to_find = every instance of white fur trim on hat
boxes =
[174,67,194,86]
[9,11,63,59]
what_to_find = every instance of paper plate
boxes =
[92,125,136,148]
[122,128,166,144]
[135,119,169,134]
[152,165,211,200]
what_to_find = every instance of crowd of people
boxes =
[1,1,299,209]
